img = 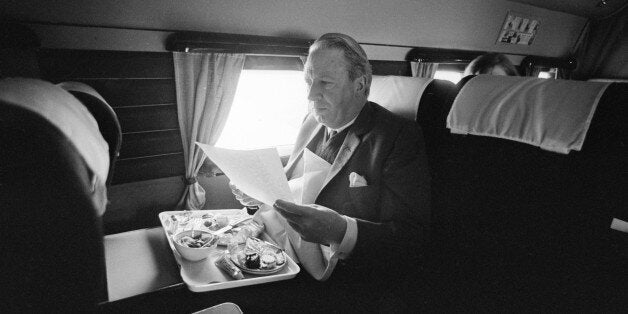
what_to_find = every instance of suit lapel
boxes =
[322,102,374,188]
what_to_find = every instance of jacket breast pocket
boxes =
[345,185,380,220]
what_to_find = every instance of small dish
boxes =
[173,230,218,262]
[228,238,288,275]
[230,252,287,275]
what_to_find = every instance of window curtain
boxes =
[411,61,438,78]
[572,5,628,80]
[173,52,245,210]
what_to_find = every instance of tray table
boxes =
[158,209,300,292]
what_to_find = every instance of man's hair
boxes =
[464,53,519,76]
[308,33,373,96]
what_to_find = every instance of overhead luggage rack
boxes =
[166,31,313,55]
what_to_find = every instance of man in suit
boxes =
[233,33,430,310]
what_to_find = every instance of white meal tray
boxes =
[158,209,300,292]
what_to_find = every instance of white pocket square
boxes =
[349,172,368,187]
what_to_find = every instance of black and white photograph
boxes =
[1,0,627,312]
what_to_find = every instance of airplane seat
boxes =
[416,76,469,178]
[58,81,123,186]
[368,75,456,174]
[416,75,627,311]
[368,75,456,123]
[368,75,455,308]
[0,78,117,311]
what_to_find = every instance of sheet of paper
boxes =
[288,176,304,204]
[196,143,293,206]
[301,149,331,204]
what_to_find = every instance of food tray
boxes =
[158,209,300,292]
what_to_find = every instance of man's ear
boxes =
[354,75,367,94]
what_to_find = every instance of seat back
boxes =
[368,75,455,123]
[58,81,122,186]
[418,75,628,311]
[0,79,113,311]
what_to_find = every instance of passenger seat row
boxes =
[371,75,627,311]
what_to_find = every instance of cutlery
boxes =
[210,216,253,235]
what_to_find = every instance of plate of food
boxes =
[230,237,288,275]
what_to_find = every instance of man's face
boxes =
[304,48,364,129]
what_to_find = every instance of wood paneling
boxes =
[73,79,176,108]
[38,49,184,185]
[112,153,185,184]
[115,104,179,133]
[103,174,241,234]
[104,176,186,234]
[38,49,174,79]
[119,130,183,159]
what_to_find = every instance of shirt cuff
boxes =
[330,216,358,260]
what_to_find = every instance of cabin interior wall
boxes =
[5,0,586,57]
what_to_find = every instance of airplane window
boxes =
[537,68,557,79]
[215,69,308,155]
[538,71,552,79]
[434,70,464,84]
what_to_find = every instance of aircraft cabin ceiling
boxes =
[508,0,628,18]
[2,0,624,58]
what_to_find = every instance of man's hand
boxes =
[273,199,347,246]
[229,181,263,207]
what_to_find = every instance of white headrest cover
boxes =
[0,78,110,181]
[368,75,432,121]
[447,75,611,154]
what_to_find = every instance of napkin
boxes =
[253,204,297,262]
[284,149,339,281]
[253,148,339,280]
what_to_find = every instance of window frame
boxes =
[201,55,308,175]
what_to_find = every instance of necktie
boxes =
[326,129,337,144]
[318,129,343,164]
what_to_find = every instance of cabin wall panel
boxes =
[119,130,183,159]
[73,79,177,108]
[104,175,241,234]
[104,176,185,234]
[38,49,174,79]
[115,105,179,133]
[113,154,185,184]
[37,48,185,187]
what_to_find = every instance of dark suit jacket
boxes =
[285,101,431,286]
